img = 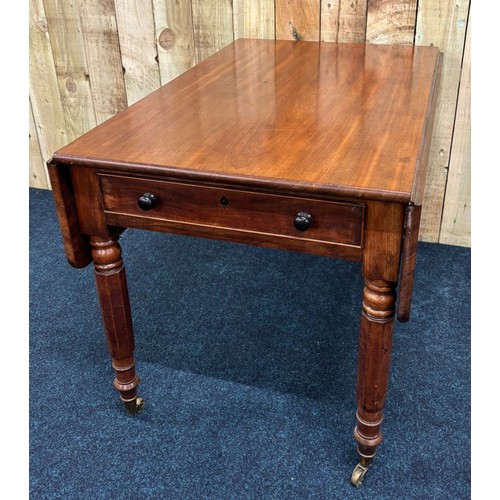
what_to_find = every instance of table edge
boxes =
[51,154,411,204]
[410,50,444,205]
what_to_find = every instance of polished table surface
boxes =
[49,39,442,486]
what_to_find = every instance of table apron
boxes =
[99,173,365,261]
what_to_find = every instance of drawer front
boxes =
[100,174,364,250]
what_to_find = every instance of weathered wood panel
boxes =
[233,0,275,40]
[415,0,470,242]
[191,0,234,63]
[43,0,96,142]
[78,0,128,123]
[152,0,196,85]
[29,0,67,181]
[29,99,48,189]
[439,16,470,247]
[321,0,368,43]
[366,0,417,44]
[276,0,320,41]
[115,0,161,105]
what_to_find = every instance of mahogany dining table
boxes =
[48,38,442,486]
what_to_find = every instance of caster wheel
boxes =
[351,462,369,487]
[124,397,144,416]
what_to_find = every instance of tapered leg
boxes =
[90,235,143,415]
[351,278,396,486]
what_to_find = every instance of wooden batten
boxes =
[152,0,197,85]
[415,0,470,242]
[29,99,48,189]
[29,0,68,183]
[114,0,161,105]
[366,0,418,44]
[191,0,234,63]
[233,0,275,40]
[321,0,368,43]
[439,15,471,246]
[275,0,320,41]
[78,0,128,123]
[42,0,97,142]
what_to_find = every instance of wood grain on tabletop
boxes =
[54,39,440,202]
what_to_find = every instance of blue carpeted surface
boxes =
[29,187,470,499]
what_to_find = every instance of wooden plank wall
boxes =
[29,0,471,247]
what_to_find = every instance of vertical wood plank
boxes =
[366,0,417,44]
[276,0,320,41]
[29,99,49,189]
[29,0,67,183]
[152,0,196,85]
[78,0,128,123]
[42,0,97,142]
[191,0,234,63]
[415,0,470,241]
[114,0,161,105]
[321,0,368,43]
[233,0,275,40]
[439,16,470,247]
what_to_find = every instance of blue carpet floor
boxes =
[29,187,470,499]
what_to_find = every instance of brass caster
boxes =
[351,459,371,487]
[124,397,144,416]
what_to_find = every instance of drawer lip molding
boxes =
[99,173,365,260]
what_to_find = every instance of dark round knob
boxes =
[294,212,313,231]
[138,193,158,211]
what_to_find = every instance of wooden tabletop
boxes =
[54,39,441,203]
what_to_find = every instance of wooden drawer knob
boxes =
[138,193,158,211]
[294,212,313,231]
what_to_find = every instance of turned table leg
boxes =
[90,235,143,415]
[351,278,397,486]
